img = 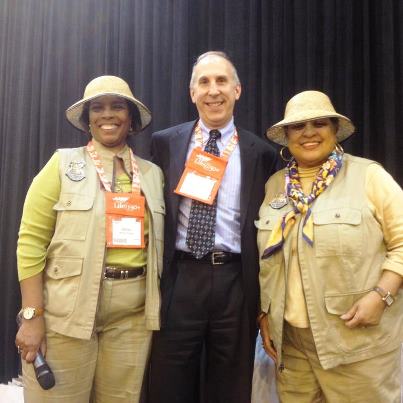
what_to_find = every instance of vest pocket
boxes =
[255,215,277,257]
[53,193,94,240]
[44,257,83,318]
[260,294,272,315]
[313,208,363,257]
[324,290,390,353]
[255,217,276,230]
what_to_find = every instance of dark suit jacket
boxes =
[151,120,279,338]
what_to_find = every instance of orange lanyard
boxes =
[86,141,141,194]
[193,120,239,160]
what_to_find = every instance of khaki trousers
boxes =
[277,322,401,403]
[23,275,152,403]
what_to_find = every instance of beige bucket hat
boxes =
[65,75,152,133]
[266,90,355,146]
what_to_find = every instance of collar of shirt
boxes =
[91,139,132,182]
[198,117,235,150]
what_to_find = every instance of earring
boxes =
[280,146,293,162]
[335,143,344,154]
[88,124,92,134]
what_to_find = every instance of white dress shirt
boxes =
[175,118,241,253]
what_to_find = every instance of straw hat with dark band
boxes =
[266,90,355,146]
[65,75,152,134]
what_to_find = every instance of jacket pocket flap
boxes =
[255,216,277,230]
[313,208,361,225]
[261,297,272,314]
[153,203,165,215]
[147,199,165,215]
[45,257,83,280]
[53,194,94,211]
[324,290,369,315]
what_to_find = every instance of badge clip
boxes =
[269,193,288,209]
[66,160,86,182]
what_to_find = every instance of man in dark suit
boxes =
[149,51,278,403]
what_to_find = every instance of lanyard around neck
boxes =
[86,141,141,194]
[193,121,239,160]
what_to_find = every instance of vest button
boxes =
[335,213,341,218]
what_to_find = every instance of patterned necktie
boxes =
[186,129,221,258]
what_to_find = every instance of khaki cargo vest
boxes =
[257,154,403,369]
[43,147,165,339]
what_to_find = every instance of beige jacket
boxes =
[43,146,164,340]
[257,154,403,369]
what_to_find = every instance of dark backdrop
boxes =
[1,0,402,382]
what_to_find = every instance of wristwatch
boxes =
[372,286,395,307]
[18,307,44,320]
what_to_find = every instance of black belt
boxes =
[175,251,241,265]
[103,266,146,280]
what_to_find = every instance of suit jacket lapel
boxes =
[166,122,257,232]
[168,121,196,222]
[239,129,257,231]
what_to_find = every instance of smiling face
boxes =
[286,118,338,168]
[190,56,241,129]
[88,95,131,151]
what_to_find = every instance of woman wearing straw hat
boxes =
[256,90,403,402]
[15,75,165,402]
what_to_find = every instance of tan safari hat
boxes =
[65,75,152,134]
[266,90,355,146]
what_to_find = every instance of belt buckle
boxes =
[104,267,125,280]
[211,251,225,265]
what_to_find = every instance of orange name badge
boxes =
[105,193,145,248]
[174,148,228,205]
